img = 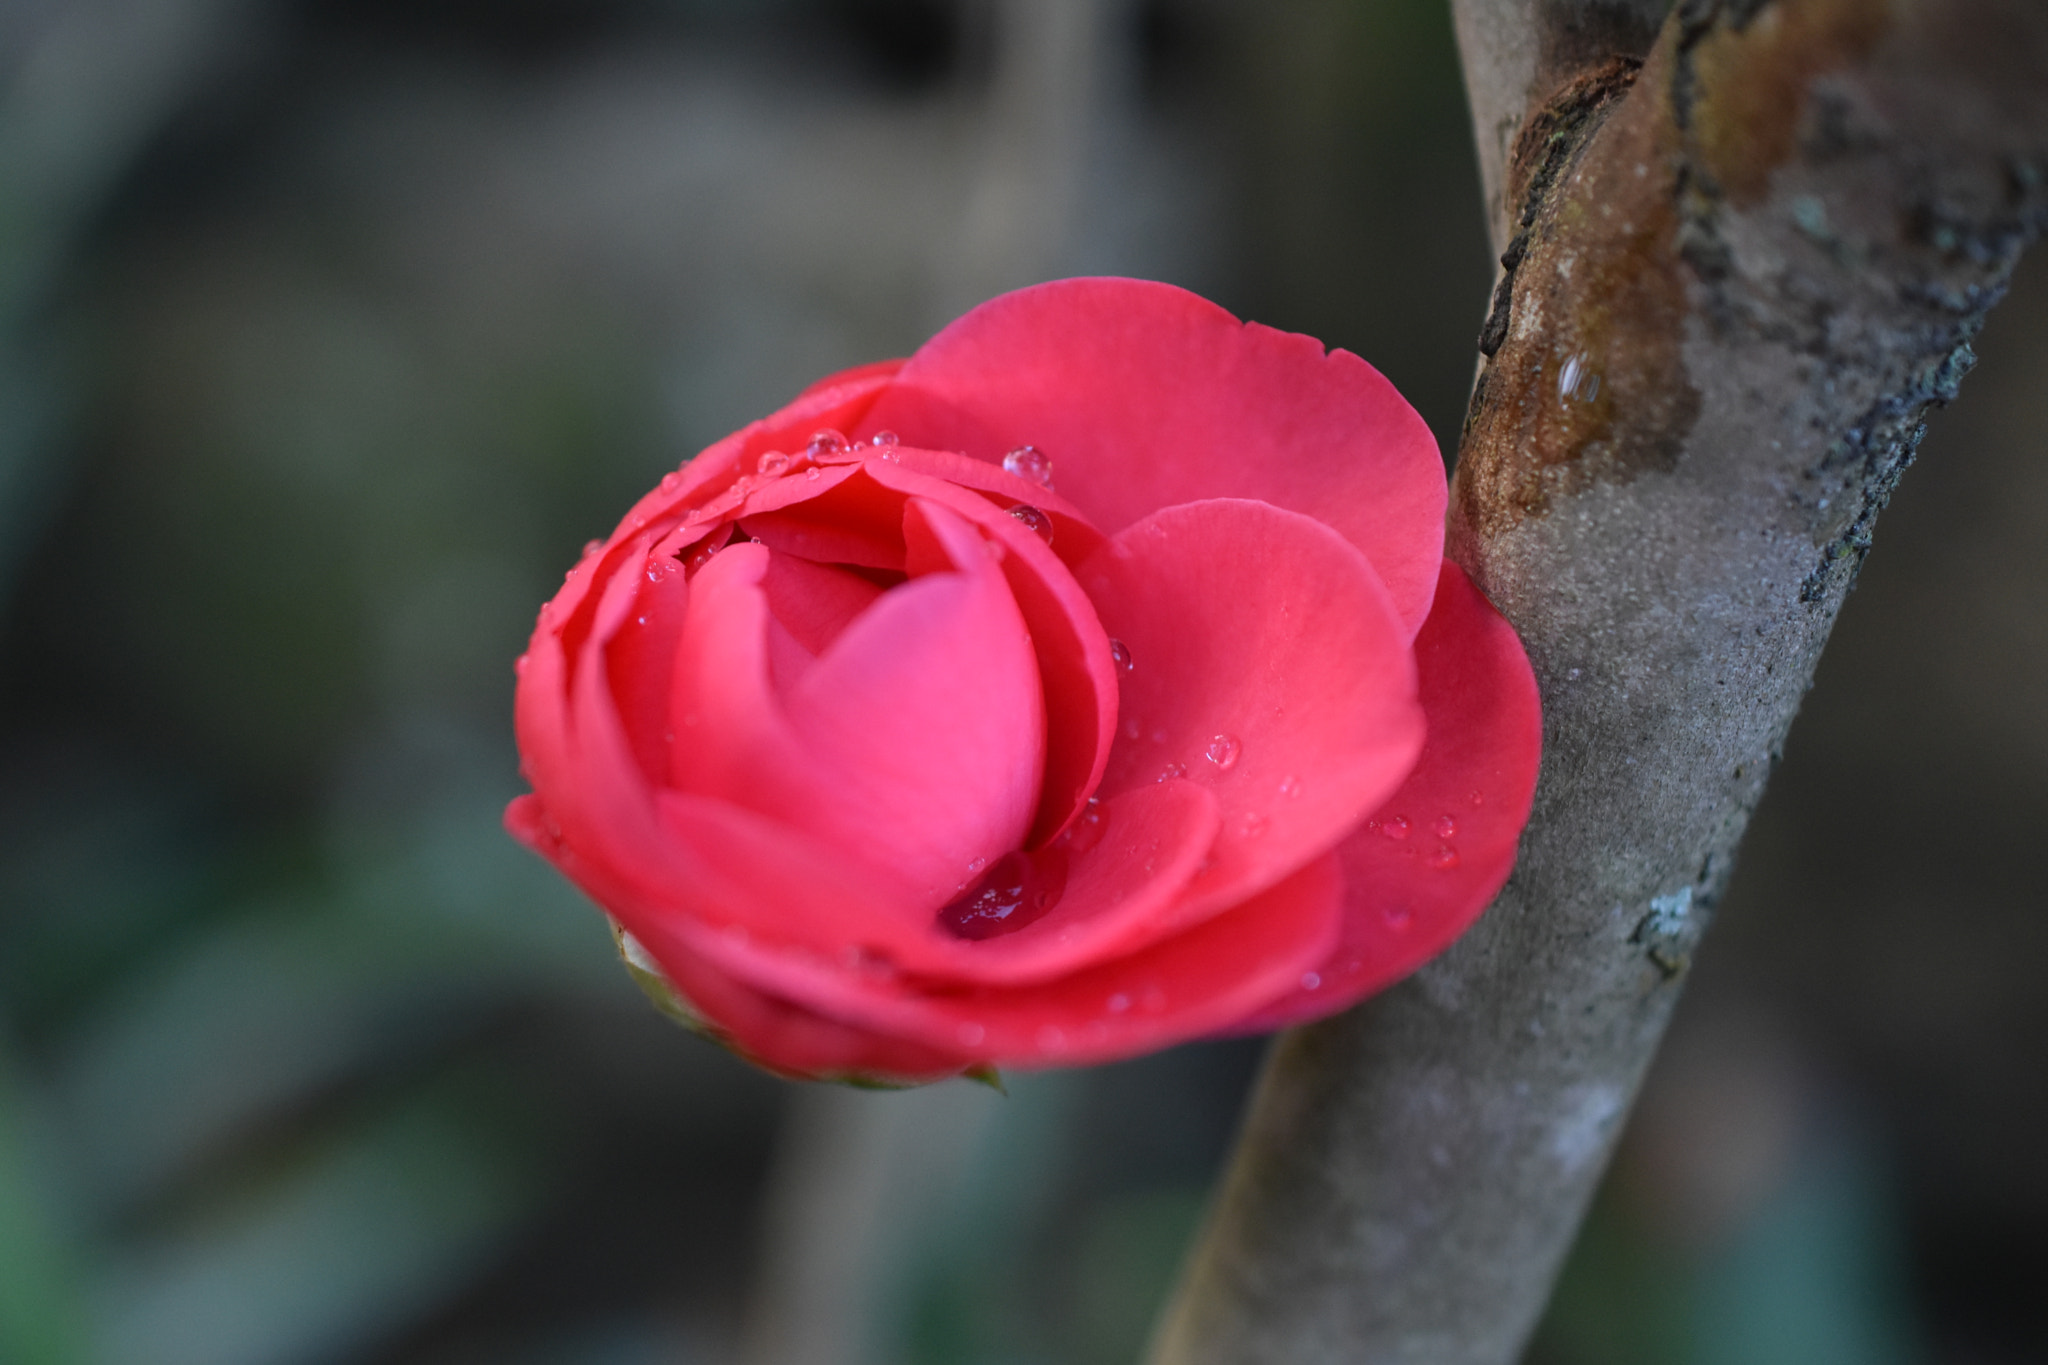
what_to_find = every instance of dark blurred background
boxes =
[0,2,2040,1362]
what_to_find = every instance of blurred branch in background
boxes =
[0,0,251,594]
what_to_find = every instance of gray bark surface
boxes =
[1148,2,2048,1361]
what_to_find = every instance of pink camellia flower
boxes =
[507,277,1540,1083]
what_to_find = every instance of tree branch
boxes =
[1148,1,2048,1360]
[1449,0,1668,253]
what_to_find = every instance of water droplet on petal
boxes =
[806,466,822,481]
[1428,844,1461,870]
[1057,797,1108,855]
[1109,639,1133,672]
[1157,762,1187,783]
[957,1022,986,1046]
[1301,971,1322,991]
[1008,504,1054,543]
[1384,903,1412,928]
[807,429,849,458]
[1278,774,1302,799]
[1036,1024,1067,1053]
[1433,814,1458,839]
[1237,811,1269,839]
[582,539,602,558]
[1106,992,1131,1013]
[1122,717,1141,740]
[758,450,791,477]
[659,471,681,492]
[938,850,1067,940]
[870,430,899,447]
[1380,815,1411,840]
[1205,734,1241,770]
[1002,444,1054,488]
[1467,789,1486,808]
[514,653,529,675]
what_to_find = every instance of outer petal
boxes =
[797,357,906,400]
[861,277,1446,639]
[651,851,1344,1070]
[1079,499,1424,931]
[1231,561,1542,1032]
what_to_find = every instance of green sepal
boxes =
[608,920,1001,1092]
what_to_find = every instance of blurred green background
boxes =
[0,2,2042,1362]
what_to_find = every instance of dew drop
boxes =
[1278,774,1302,799]
[1433,814,1458,839]
[1009,504,1055,543]
[1428,844,1461,870]
[1057,797,1108,855]
[1109,639,1133,671]
[1301,971,1322,991]
[758,450,791,477]
[957,1022,986,1046]
[806,466,822,481]
[514,653,529,675]
[582,539,602,557]
[1237,811,1269,839]
[1467,789,1486,808]
[1036,1024,1068,1053]
[1558,351,1601,403]
[870,430,899,447]
[1384,903,1413,928]
[636,615,647,626]
[938,849,1067,940]
[1123,717,1141,741]
[659,471,681,492]
[1157,762,1188,783]
[806,430,849,458]
[1002,444,1054,488]
[1205,734,1242,770]
[1106,992,1132,1014]
[1380,815,1412,840]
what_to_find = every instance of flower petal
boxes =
[1230,561,1542,1031]
[860,453,1118,845]
[657,849,1344,1070]
[668,506,1045,908]
[862,277,1446,639]
[1078,498,1424,932]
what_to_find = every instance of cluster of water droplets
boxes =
[1367,807,1473,872]
[1058,796,1108,854]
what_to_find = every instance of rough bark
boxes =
[1148,2,2048,1361]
